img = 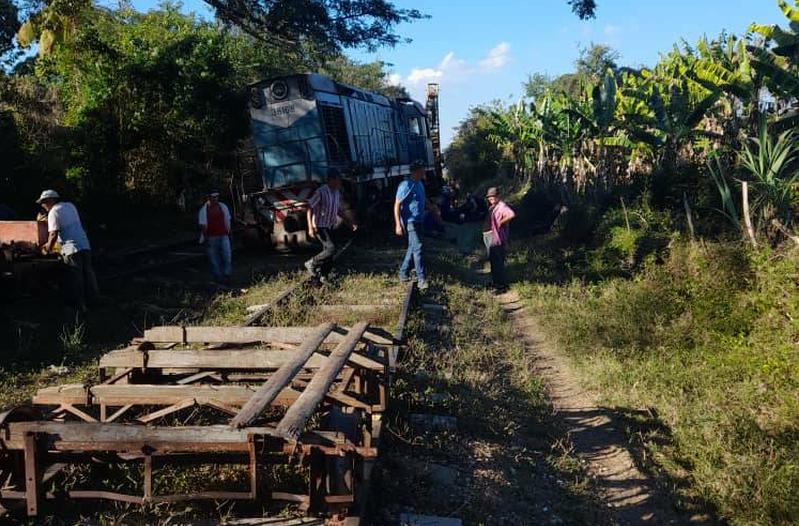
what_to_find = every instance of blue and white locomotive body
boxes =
[242,73,435,246]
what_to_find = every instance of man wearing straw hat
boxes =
[485,187,516,293]
[37,189,99,311]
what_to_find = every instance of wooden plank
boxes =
[24,433,39,517]
[276,322,369,441]
[102,367,133,385]
[390,281,415,371]
[143,325,391,346]
[144,326,185,343]
[345,352,385,372]
[99,349,330,370]
[34,384,88,405]
[34,384,365,413]
[137,399,195,424]
[242,277,311,326]
[231,323,335,429]
[4,422,343,451]
[176,370,219,384]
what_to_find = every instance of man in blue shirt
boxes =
[394,160,428,291]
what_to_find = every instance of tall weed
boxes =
[519,239,799,525]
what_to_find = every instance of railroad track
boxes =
[0,240,416,525]
[96,237,207,281]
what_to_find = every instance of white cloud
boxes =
[387,73,403,86]
[479,42,511,71]
[404,42,511,90]
[407,67,444,85]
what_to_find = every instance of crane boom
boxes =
[426,83,443,179]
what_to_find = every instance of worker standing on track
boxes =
[198,190,233,285]
[37,189,99,312]
[305,169,357,283]
[485,187,516,294]
[394,160,428,291]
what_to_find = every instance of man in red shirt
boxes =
[198,190,232,284]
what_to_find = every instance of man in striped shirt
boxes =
[304,169,357,281]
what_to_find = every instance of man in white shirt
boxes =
[37,189,98,311]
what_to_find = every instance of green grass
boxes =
[369,256,607,524]
[514,236,799,526]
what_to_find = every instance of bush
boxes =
[519,240,799,525]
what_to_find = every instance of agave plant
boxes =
[707,157,740,228]
[739,122,799,226]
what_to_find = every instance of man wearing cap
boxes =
[485,187,516,293]
[198,190,232,284]
[305,169,357,282]
[37,189,99,311]
[394,160,428,291]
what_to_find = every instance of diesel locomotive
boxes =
[234,73,441,247]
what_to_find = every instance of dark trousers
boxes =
[63,250,99,309]
[488,244,507,288]
[310,227,336,276]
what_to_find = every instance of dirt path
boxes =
[495,290,704,526]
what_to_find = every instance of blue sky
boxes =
[128,0,786,146]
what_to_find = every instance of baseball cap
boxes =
[36,190,60,203]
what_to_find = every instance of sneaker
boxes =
[417,280,429,291]
[400,275,412,283]
[304,259,316,276]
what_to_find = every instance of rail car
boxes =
[234,73,441,247]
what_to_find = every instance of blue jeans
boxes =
[207,235,232,281]
[400,222,425,282]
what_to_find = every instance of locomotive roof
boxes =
[249,73,427,116]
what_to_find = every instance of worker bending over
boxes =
[37,189,98,312]
[305,169,357,283]
[198,189,232,285]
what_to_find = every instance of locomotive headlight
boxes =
[271,80,289,100]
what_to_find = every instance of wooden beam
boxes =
[24,433,39,517]
[231,323,335,429]
[136,399,196,424]
[276,322,369,441]
[242,277,312,326]
[34,384,367,413]
[99,349,330,370]
[143,325,392,346]
[101,367,133,385]
[4,422,343,451]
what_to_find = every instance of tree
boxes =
[0,0,19,61]
[576,43,620,80]
[568,0,597,19]
[320,56,409,98]
[201,0,425,54]
[524,72,553,100]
